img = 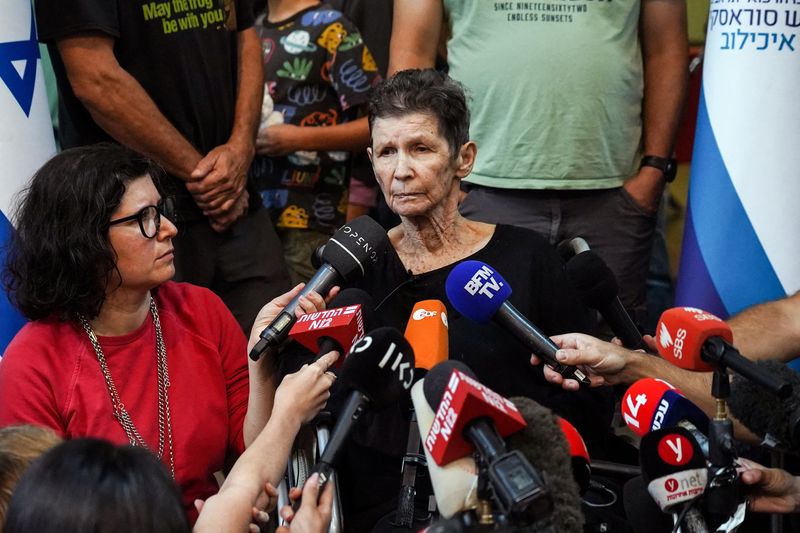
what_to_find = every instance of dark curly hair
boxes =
[3,143,166,321]
[4,438,188,533]
[368,69,471,158]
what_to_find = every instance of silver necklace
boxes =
[78,297,175,478]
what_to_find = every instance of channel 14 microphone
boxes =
[728,359,800,449]
[424,361,552,523]
[656,307,792,398]
[411,377,479,519]
[639,427,709,533]
[508,397,585,533]
[565,250,646,350]
[621,378,710,455]
[249,216,388,361]
[445,260,590,386]
[310,327,415,489]
[288,288,377,369]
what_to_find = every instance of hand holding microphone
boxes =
[445,260,590,386]
[737,458,800,514]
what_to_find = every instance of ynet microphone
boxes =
[288,288,377,369]
[623,476,675,533]
[565,250,646,350]
[445,260,590,386]
[639,427,709,533]
[656,307,792,398]
[508,396,585,533]
[249,216,388,360]
[311,327,415,488]
[424,361,552,523]
[621,378,709,455]
[727,359,800,450]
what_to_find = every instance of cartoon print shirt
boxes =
[251,4,381,232]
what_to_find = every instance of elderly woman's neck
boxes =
[90,290,152,337]
[399,212,470,253]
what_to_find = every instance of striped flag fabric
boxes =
[675,5,800,321]
[0,0,56,352]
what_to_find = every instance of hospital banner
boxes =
[0,0,56,352]
[675,4,800,322]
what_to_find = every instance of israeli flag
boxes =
[675,6,800,322]
[0,0,56,352]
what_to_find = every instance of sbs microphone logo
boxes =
[658,323,673,349]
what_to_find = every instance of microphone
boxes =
[288,288,377,369]
[556,236,591,261]
[445,260,590,386]
[621,378,709,454]
[564,250,646,350]
[424,361,552,523]
[507,396,585,533]
[311,327,415,486]
[405,300,450,376]
[394,299,451,527]
[655,307,792,398]
[411,379,479,519]
[556,417,591,495]
[623,476,675,533]
[639,427,709,533]
[249,216,388,360]
[727,359,800,449]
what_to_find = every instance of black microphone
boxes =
[639,427,709,533]
[507,397,584,533]
[424,361,552,525]
[727,359,800,449]
[565,250,645,350]
[312,327,415,487]
[623,476,674,533]
[556,236,591,262]
[249,216,387,360]
[445,260,590,386]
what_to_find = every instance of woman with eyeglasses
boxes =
[0,143,339,524]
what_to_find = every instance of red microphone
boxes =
[656,307,791,398]
[405,300,449,373]
[423,365,527,467]
[557,417,591,494]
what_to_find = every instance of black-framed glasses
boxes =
[108,198,176,239]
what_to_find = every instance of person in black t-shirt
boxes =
[34,0,291,333]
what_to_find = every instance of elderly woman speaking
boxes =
[328,69,615,530]
[0,144,337,522]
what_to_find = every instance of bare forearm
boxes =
[625,352,759,442]
[229,28,263,152]
[195,410,300,533]
[640,0,688,157]
[58,38,202,180]
[299,117,371,152]
[728,293,800,363]
[243,349,279,446]
[388,0,442,73]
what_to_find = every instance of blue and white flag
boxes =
[0,0,56,352]
[675,6,800,321]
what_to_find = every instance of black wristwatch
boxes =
[640,155,677,183]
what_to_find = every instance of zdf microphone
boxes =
[445,260,590,386]
[250,216,388,360]
[655,307,792,398]
[405,300,449,376]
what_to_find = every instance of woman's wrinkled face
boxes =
[368,112,468,219]
[107,176,177,294]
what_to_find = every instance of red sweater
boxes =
[0,282,249,522]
